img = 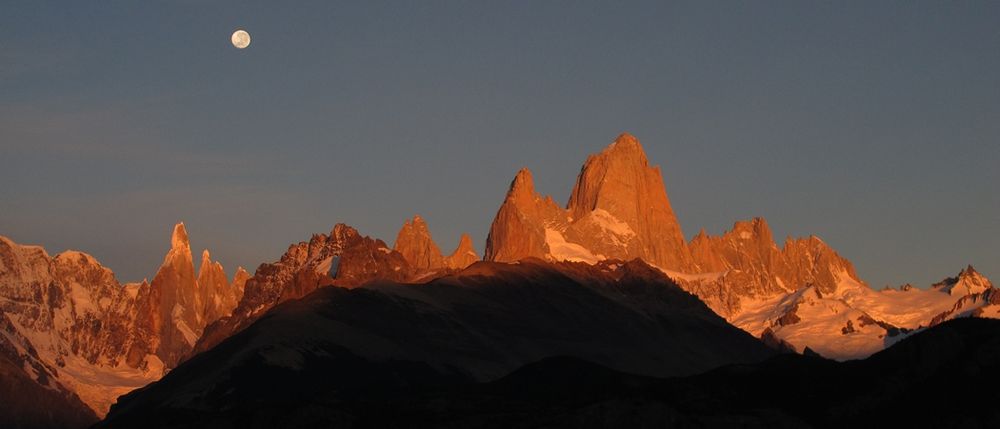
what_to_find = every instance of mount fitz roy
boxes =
[0,132,996,427]
[482,133,998,359]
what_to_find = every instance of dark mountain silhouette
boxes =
[0,352,98,429]
[97,258,775,428]
[97,317,1000,428]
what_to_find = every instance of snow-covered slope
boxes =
[0,226,244,416]
[721,265,997,360]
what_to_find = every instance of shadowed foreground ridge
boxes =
[98,317,1000,428]
[97,258,775,428]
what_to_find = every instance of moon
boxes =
[231,29,251,49]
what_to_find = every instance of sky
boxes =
[1,1,997,288]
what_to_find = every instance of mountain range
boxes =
[1,132,995,428]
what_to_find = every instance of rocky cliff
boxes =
[193,223,414,357]
[485,133,694,271]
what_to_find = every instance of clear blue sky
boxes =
[2,1,997,288]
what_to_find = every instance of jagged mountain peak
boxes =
[171,222,189,249]
[457,232,474,250]
[565,133,693,271]
[567,133,657,214]
[394,215,444,270]
[54,249,99,265]
[596,131,649,164]
[400,214,431,232]
[444,233,479,270]
[506,167,541,203]
[150,223,201,368]
[485,133,694,271]
[330,223,361,242]
[938,264,994,296]
[728,217,774,242]
[610,131,641,147]
[960,264,981,278]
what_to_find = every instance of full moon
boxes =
[231,29,251,49]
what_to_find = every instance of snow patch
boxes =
[588,209,636,238]
[315,257,333,275]
[57,353,164,416]
[544,228,604,264]
[731,286,889,360]
[314,256,341,278]
[831,267,970,329]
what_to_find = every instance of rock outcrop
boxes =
[485,133,695,271]
[444,233,479,269]
[682,217,864,317]
[564,133,694,271]
[196,250,243,330]
[484,168,564,263]
[148,223,201,368]
[394,215,445,270]
[394,216,481,272]
[936,265,993,296]
[193,224,413,357]
[483,134,861,319]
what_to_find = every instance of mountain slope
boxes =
[730,265,998,359]
[98,316,1000,428]
[99,258,775,427]
[0,351,98,429]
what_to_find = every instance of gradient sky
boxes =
[2,1,997,288]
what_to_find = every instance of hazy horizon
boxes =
[2,2,997,288]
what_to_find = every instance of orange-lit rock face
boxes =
[193,223,414,357]
[564,133,695,271]
[149,223,200,368]
[485,133,694,271]
[196,250,242,329]
[444,233,479,270]
[394,215,445,270]
[481,133,868,322]
[0,224,244,416]
[394,215,480,271]
[484,168,563,263]
[684,217,864,318]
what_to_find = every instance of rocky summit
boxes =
[393,215,480,272]
[444,233,479,269]
[393,215,445,271]
[485,133,694,272]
